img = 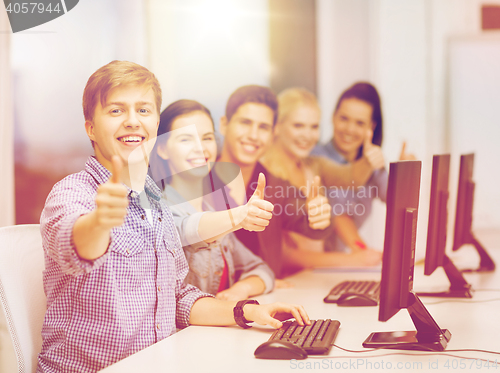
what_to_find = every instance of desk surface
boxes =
[100,231,500,373]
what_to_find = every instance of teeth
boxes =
[120,136,142,143]
[189,159,206,166]
[241,144,257,153]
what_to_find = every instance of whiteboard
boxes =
[448,35,500,230]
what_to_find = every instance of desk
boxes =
[100,231,500,373]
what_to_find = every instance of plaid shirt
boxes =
[37,156,210,373]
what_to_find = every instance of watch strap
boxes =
[233,300,259,329]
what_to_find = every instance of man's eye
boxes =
[139,108,149,114]
[111,109,122,114]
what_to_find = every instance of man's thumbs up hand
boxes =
[94,155,129,230]
[306,176,331,230]
[237,173,274,232]
[362,128,385,170]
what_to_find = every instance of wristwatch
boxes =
[233,300,260,329]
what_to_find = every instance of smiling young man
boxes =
[38,62,309,373]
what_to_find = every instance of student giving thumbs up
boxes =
[73,155,129,260]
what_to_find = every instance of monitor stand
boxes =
[460,233,495,272]
[363,292,451,351]
[453,180,495,272]
[417,255,473,298]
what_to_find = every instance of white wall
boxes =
[448,35,500,230]
[0,2,14,228]
[147,0,270,128]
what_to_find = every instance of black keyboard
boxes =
[268,319,340,354]
[323,280,380,304]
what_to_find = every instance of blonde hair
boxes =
[83,60,162,122]
[277,87,320,124]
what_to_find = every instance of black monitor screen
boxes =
[424,154,450,276]
[379,161,421,322]
[452,153,474,251]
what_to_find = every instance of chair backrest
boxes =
[0,224,45,373]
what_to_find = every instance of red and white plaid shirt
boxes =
[38,156,210,373]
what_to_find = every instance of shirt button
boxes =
[126,248,130,255]
[156,323,160,330]
[158,217,162,222]
[141,215,145,220]
[157,286,161,292]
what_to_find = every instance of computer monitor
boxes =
[452,153,495,272]
[418,154,473,298]
[363,160,451,351]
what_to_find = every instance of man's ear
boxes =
[371,121,377,131]
[156,142,169,160]
[85,120,96,142]
[219,115,228,136]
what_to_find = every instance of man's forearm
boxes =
[333,214,365,250]
[189,297,239,325]
[197,207,244,243]
[73,212,111,260]
[351,157,374,186]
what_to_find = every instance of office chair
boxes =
[0,225,45,373]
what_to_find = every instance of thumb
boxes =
[111,155,123,184]
[252,172,266,199]
[364,128,373,152]
[308,175,320,199]
[400,141,407,158]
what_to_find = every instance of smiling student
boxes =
[312,82,415,252]
[261,87,382,269]
[38,61,309,373]
[150,99,275,300]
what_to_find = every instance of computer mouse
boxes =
[254,340,308,360]
[336,293,378,307]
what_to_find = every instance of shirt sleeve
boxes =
[40,177,110,276]
[167,209,214,328]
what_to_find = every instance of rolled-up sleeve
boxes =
[40,179,110,276]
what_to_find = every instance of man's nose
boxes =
[124,111,140,127]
